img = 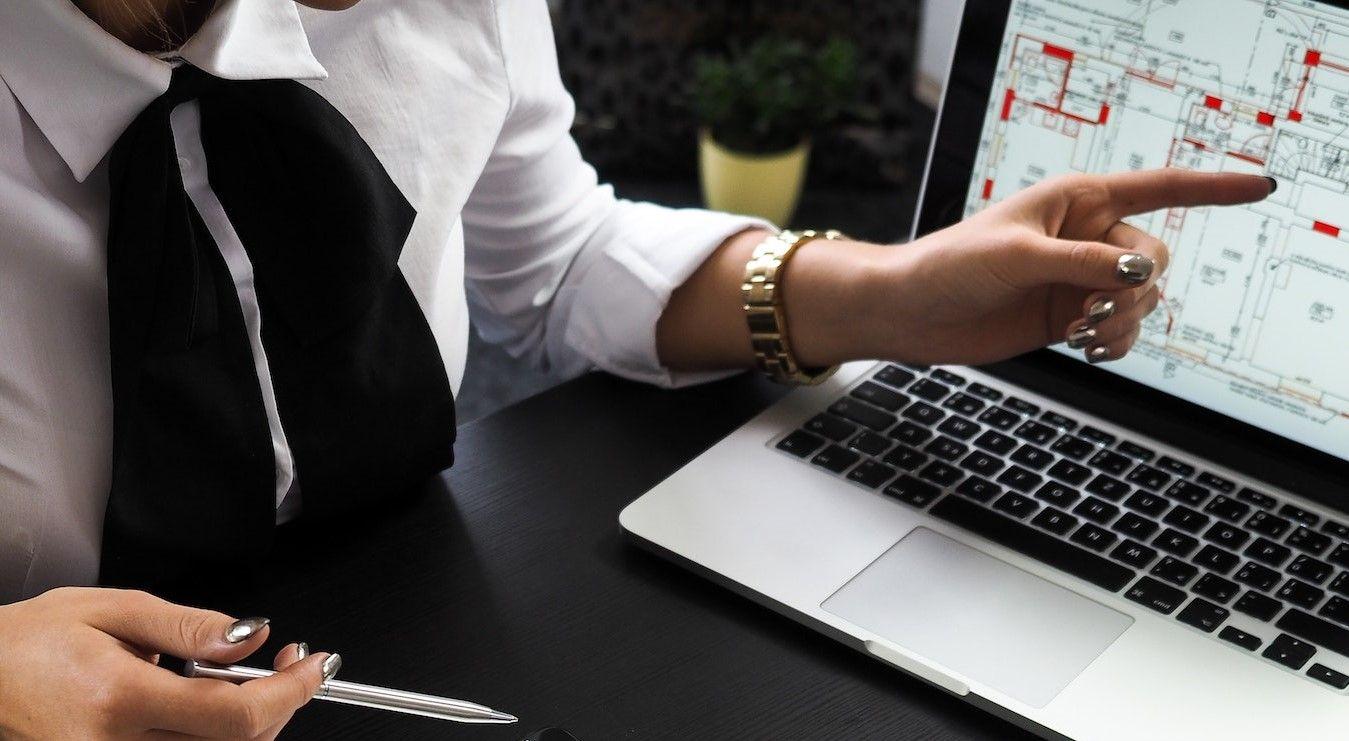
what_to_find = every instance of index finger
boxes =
[136,653,332,738]
[1101,169,1274,219]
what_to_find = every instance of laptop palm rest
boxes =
[821,527,1133,708]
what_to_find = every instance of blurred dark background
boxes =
[459,0,962,423]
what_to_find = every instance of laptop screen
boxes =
[953,0,1349,465]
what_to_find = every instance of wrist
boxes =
[781,237,897,367]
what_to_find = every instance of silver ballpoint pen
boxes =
[177,659,518,724]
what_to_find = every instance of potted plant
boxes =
[692,36,859,225]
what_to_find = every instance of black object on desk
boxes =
[208,372,1036,740]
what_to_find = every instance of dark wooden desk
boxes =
[218,372,1036,740]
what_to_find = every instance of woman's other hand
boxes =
[0,587,335,739]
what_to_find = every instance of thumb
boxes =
[1024,237,1156,291]
[87,589,271,665]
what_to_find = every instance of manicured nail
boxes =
[1087,298,1116,324]
[1265,176,1278,194]
[1067,325,1097,349]
[295,642,309,660]
[224,617,269,644]
[1117,254,1154,284]
[1087,346,1111,364]
[321,653,342,681]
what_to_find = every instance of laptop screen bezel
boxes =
[913,0,1349,509]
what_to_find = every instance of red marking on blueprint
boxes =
[1323,59,1349,74]
[1306,49,1322,67]
[1098,104,1111,124]
[1289,110,1304,122]
[982,179,994,200]
[1001,89,1016,121]
[1314,221,1341,237]
[1257,111,1275,126]
[1043,43,1074,62]
[1226,151,1266,166]
[1183,137,1208,150]
[1204,95,1223,110]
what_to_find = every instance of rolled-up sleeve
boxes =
[461,0,770,388]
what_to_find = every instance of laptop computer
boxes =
[620,0,1349,737]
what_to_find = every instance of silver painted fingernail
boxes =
[1117,254,1154,284]
[1067,325,1097,349]
[321,653,342,681]
[1087,298,1116,324]
[295,642,309,660]
[224,617,269,644]
[1088,346,1111,364]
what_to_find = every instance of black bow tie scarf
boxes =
[100,66,456,589]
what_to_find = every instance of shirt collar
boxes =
[0,0,328,182]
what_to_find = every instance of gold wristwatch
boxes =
[742,229,847,385]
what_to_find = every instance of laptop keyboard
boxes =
[774,363,1349,692]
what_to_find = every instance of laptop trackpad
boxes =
[821,527,1132,708]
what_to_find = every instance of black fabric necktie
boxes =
[99,66,457,590]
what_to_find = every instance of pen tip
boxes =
[492,712,518,723]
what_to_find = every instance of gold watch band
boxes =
[742,229,847,386]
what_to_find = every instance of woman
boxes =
[0,0,1272,737]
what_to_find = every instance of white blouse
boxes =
[0,0,761,601]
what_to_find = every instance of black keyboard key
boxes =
[1246,511,1292,539]
[1164,480,1210,506]
[1197,471,1236,493]
[994,492,1040,519]
[1155,456,1195,478]
[1112,512,1160,540]
[909,378,951,402]
[1073,496,1120,525]
[848,431,891,457]
[973,429,1017,455]
[1278,609,1349,659]
[1154,528,1199,557]
[1234,562,1282,591]
[1110,539,1157,568]
[888,420,933,447]
[1176,597,1229,633]
[1237,487,1277,509]
[884,476,942,507]
[1203,521,1251,550]
[955,475,1002,503]
[936,416,981,441]
[804,413,856,442]
[1288,527,1333,556]
[1308,663,1349,690]
[1034,481,1080,509]
[883,445,928,471]
[1245,537,1292,568]
[929,495,1135,591]
[977,406,1020,431]
[1050,435,1095,461]
[901,401,946,427]
[918,461,963,487]
[925,435,969,462]
[873,364,916,389]
[1331,544,1349,569]
[829,398,896,432]
[1277,579,1325,610]
[1010,444,1054,471]
[1085,474,1131,502]
[1032,507,1079,536]
[996,465,1043,493]
[1194,545,1240,574]
[1321,596,1349,626]
[1288,555,1335,585]
[1003,397,1039,416]
[966,382,1002,401]
[1088,449,1133,476]
[1127,464,1172,491]
[847,460,898,489]
[1262,633,1316,670]
[1219,625,1262,651]
[1117,440,1155,461]
[1124,492,1169,518]
[777,430,824,458]
[1125,576,1186,614]
[1322,519,1349,540]
[1331,572,1349,598]
[1193,573,1241,604]
[812,445,860,474]
[931,369,966,387]
[1235,591,1284,622]
[1071,523,1117,552]
[1077,425,1116,446]
[1162,505,1210,534]
[1040,411,1078,431]
[1013,420,1058,445]
[1046,459,1092,486]
[850,381,907,411]
[1151,556,1199,586]
[960,450,1005,477]
[941,393,986,418]
[1202,495,1250,523]
[1279,503,1320,527]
